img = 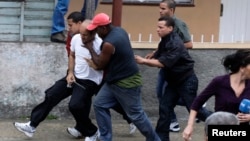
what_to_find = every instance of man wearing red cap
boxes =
[84,13,161,141]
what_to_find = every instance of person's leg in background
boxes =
[51,0,70,43]
[81,0,99,18]
[112,103,137,134]
[156,85,179,141]
[177,73,212,123]
[156,68,180,132]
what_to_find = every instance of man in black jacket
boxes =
[135,16,211,141]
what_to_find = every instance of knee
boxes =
[68,100,84,111]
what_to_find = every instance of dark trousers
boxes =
[29,76,98,136]
[156,73,209,141]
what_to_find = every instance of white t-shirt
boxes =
[70,34,103,85]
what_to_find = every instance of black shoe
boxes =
[50,32,66,44]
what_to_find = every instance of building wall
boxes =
[0,42,242,119]
[0,0,54,42]
[68,0,221,42]
[219,0,250,42]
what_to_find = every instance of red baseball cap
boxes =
[87,13,111,31]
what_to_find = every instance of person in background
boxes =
[135,16,210,141]
[13,19,102,141]
[204,111,239,141]
[50,0,98,43]
[85,12,161,141]
[81,0,98,18]
[182,49,250,141]
[65,11,85,56]
[146,0,210,132]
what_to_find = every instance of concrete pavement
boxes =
[0,117,205,141]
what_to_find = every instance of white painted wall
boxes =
[219,0,250,43]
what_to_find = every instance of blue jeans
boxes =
[51,0,70,35]
[94,83,161,141]
[156,73,198,141]
[51,0,98,35]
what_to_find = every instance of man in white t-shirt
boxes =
[14,20,102,141]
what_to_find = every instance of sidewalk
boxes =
[0,118,205,141]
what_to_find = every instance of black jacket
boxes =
[154,32,195,86]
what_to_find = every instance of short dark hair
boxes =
[161,0,176,13]
[67,11,85,23]
[158,16,175,28]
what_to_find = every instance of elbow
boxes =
[184,42,193,49]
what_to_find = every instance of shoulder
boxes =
[173,16,187,25]
[173,16,188,28]
[71,34,81,41]
[211,74,229,84]
[171,32,184,45]
[93,34,102,50]
[112,26,127,34]
[94,34,102,42]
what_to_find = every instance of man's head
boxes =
[204,111,239,141]
[79,20,96,44]
[87,13,111,39]
[157,16,175,38]
[159,0,176,17]
[67,12,85,35]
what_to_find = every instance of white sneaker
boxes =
[85,130,99,141]
[97,129,100,138]
[202,102,207,107]
[13,121,36,137]
[129,123,137,134]
[169,121,180,132]
[66,127,83,139]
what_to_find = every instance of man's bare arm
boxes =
[184,41,193,49]
[86,42,114,70]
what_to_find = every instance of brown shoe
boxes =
[50,32,66,44]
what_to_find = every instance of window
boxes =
[101,0,194,6]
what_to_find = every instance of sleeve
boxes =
[65,32,72,57]
[93,35,102,55]
[175,21,191,43]
[70,34,77,52]
[158,42,183,69]
[179,22,191,43]
[191,77,219,111]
